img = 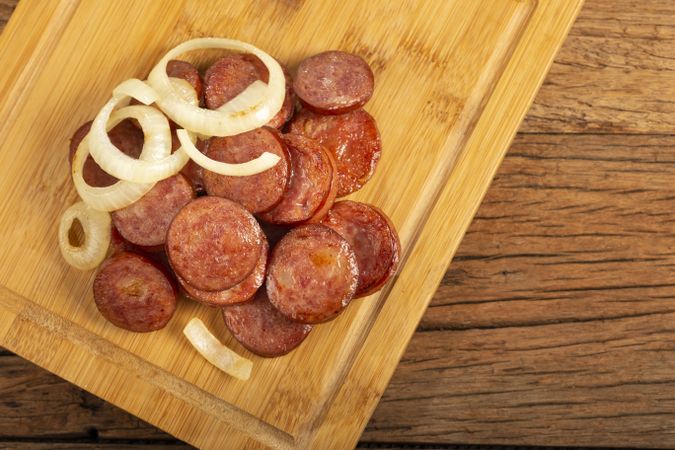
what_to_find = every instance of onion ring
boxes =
[146,38,285,137]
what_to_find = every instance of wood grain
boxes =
[0,0,581,448]
[363,134,675,448]
[521,0,675,134]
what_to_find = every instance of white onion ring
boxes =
[89,80,191,183]
[169,77,199,106]
[176,128,280,176]
[112,78,157,105]
[183,318,252,380]
[58,201,111,270]
[146,38,285,137]
[73,106,168,211]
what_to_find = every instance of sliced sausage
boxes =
[289,108,381,197]
[293,51,374,114]
[222,289,312,357]
[257,134,333,225]
[112,174,195,247]
[180,237,268,306]
[93,251,177,332]
[69,120,144,187]
[266,224,358,323]
[166,197,263,291]
[321,201,400,297]
[109,226,136,256]
[202,127,291,214]
[266,66,296,129]
[166,59,203,102]
[303,144,338,224]
[354,206,401,298]
[203,54,295,128]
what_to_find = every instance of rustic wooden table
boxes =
[2,0,675,448]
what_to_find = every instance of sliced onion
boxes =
[176,128,280,176]
[183,318,252,381]
[89,81,191,184]
[59,201,111,270]
[112,78,157,105]
[73,105,193,211]
[169,77,199,106]
[216,80,267,114]
[146,38,285,137]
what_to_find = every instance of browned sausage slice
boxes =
[303,143,338,224]
[222,289,312,357]
[93,251,177,332]
[293,51,374,114]
[257,134,333,225]
[112,174,195,247]
[354,206,401,298]
[321,201,400,297]
[203,54,295,128]
[166,197,263,291]
[166,59,203,102]
[266,224,358,323]
[69,120,144,187]
[202,127,290,214]
[180,238,268,306]
[289,108,381,197]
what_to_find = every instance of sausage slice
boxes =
[266,224,358,323]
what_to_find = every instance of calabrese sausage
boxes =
[222,289,312,357]
[93,251,177,332]
[266,224,358,324]
[293,50,374,114]
[321,200,400,297]
[166,196,263,292]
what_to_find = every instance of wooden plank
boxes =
[425,133,675,330]
[521,0,675,134]
[0,0,579,447]
[0,354,172,441]
[363,133,675,448]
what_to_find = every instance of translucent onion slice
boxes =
[176,128,280,176]
[112,78,157,105]
[58,201,111,270]
[183,318,252,381]
[72,106,169,211]
[216,80,267,114]
[169,77,199,106]
[146,38,285,137]
[89,80,191,184]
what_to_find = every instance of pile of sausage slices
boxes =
[61,39,399,376]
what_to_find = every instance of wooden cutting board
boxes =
[0,0,583,448]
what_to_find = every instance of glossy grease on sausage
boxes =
[289,108,381,197]
[266,224,358,323]
[321,201,399,297]
[257,134,333,225]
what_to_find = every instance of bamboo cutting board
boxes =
[0,0,583,448]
